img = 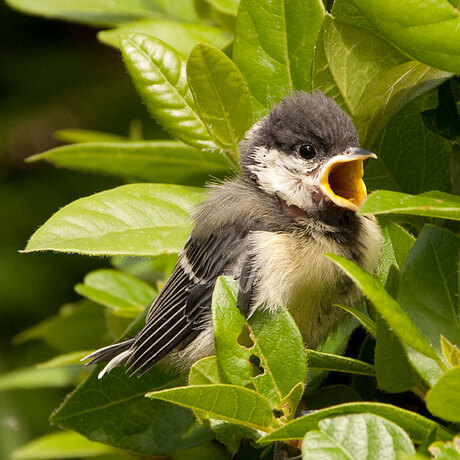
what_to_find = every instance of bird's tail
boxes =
[82,339,135,379]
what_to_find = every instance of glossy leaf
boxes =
[258,402,452,443]
[24,184,203,256]
[326,254,441,364]
[120,33,215,150]
[361,191,460,221]
[364,94,452,194]
[27,141,230,186]
[334,305,376,337]
[307,350,374,376]
[11,431,114,459]
[147,384,274,431]
[99,19,231,56]
[302,413,415,459]
[348,0,460,73]
[212,277,307,411]
[187,44,252,160]
[51,367,212,455]
[233,0,325,115]
[75,269,155,317]
[312,15,406,116]
[426,367,460,423]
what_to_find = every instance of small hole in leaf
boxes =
[245,382,256,391]
[249,354,264,376]
[272,408,284,419]
[237,325,254,348]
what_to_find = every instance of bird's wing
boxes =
[125,223,250,376]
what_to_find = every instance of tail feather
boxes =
[82,339,135,379]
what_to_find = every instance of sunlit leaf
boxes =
[426,367,460,423]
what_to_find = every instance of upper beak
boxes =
[320,147,377,212]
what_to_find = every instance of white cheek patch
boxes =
[247,146,322,210]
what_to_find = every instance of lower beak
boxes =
[320,147,377,212]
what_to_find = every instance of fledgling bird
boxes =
[85,91,382,378]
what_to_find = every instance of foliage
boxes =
[3,0,460,458]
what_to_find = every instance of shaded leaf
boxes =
[24,184,203,256]
[361,191,460,221]
[258,402,452,443]
[187,44,252,161]
[120,33,215,150]
[189,356,223,385]
[51,367,212,456]
[99,19,231,56]
[27,141,230,186]
[55,129,128,144]
[0,367,78,392]
[11,431,114,459]
[334,305,376,337]
[38,351,91,368]
[427,367,460,423]
[233,0,325,116]
[302,413,415,459]
[307,350,375,376]
[303,385,361,411]
[147,384,274,431]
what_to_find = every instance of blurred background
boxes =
[0,3,164,456]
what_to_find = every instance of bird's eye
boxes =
[298,144,316,160]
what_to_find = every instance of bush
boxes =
[3,0,460,458]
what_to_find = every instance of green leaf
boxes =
[427,367,460,423]
[326,254,442,365]
[306,350,374,376]
[429,436,460,460]
[14,301,111,353]
[27,141,230,186]
[355,61,451,148]
[398,226,459,385]
[233,0,325,116]
[212,277,307,411]
[386,222,416,271]
[334,305,376,337]
[75,269,156,317]
[99,19,231,56]
[189,356,223,385]
[119,33,215,150]
[258,402,452,443]
[302,413,415,459]
[11,431,114,459]
[24,184,203,256]
[361,191,460,221]
[312,15,406,116]
[51,367,212,456]
[0,367,78,392]
[55,129,128,144]
[348,0,460,73]
[38,351,92,368]
[187,44,252,160]
[364,94,452,194]
[4,0,195,26]
[205,0,239,16]
[147,384,274,431]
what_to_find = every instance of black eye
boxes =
[298,144,316,160]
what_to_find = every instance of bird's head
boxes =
[240,91,376,218]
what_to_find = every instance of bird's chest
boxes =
[249,219,381,348]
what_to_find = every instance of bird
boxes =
[84,91,383,379]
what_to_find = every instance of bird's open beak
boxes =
[320,147,377,212]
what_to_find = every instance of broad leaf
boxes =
[14,301,111,353]
[312,15,406,116]
[429,436,460,459]
[361,191,460,221]
[75,269,156,317]
[212,277,307,412]
[426,367,460,423]
[5,0,199,26]
[348,0,460,73]
[258,402,452,443]
[120,33,215,150]
[99,19,231,56]
[38,351,91,368]
[307,350,374,376]
[147,384,274,431]
[334,305,376,337]
[189,356,223,385]
[364,94,452,194]
[27,141,230,186]
[326,254,442,365]
[233,0,325,116]
[51,367,212,456]
[11,431,114,459]
[0,367,78,391]
[187,44,252,161]
[24,184,203,256]
[302,413,415,459]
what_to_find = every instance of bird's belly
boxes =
[250,231,365,348]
